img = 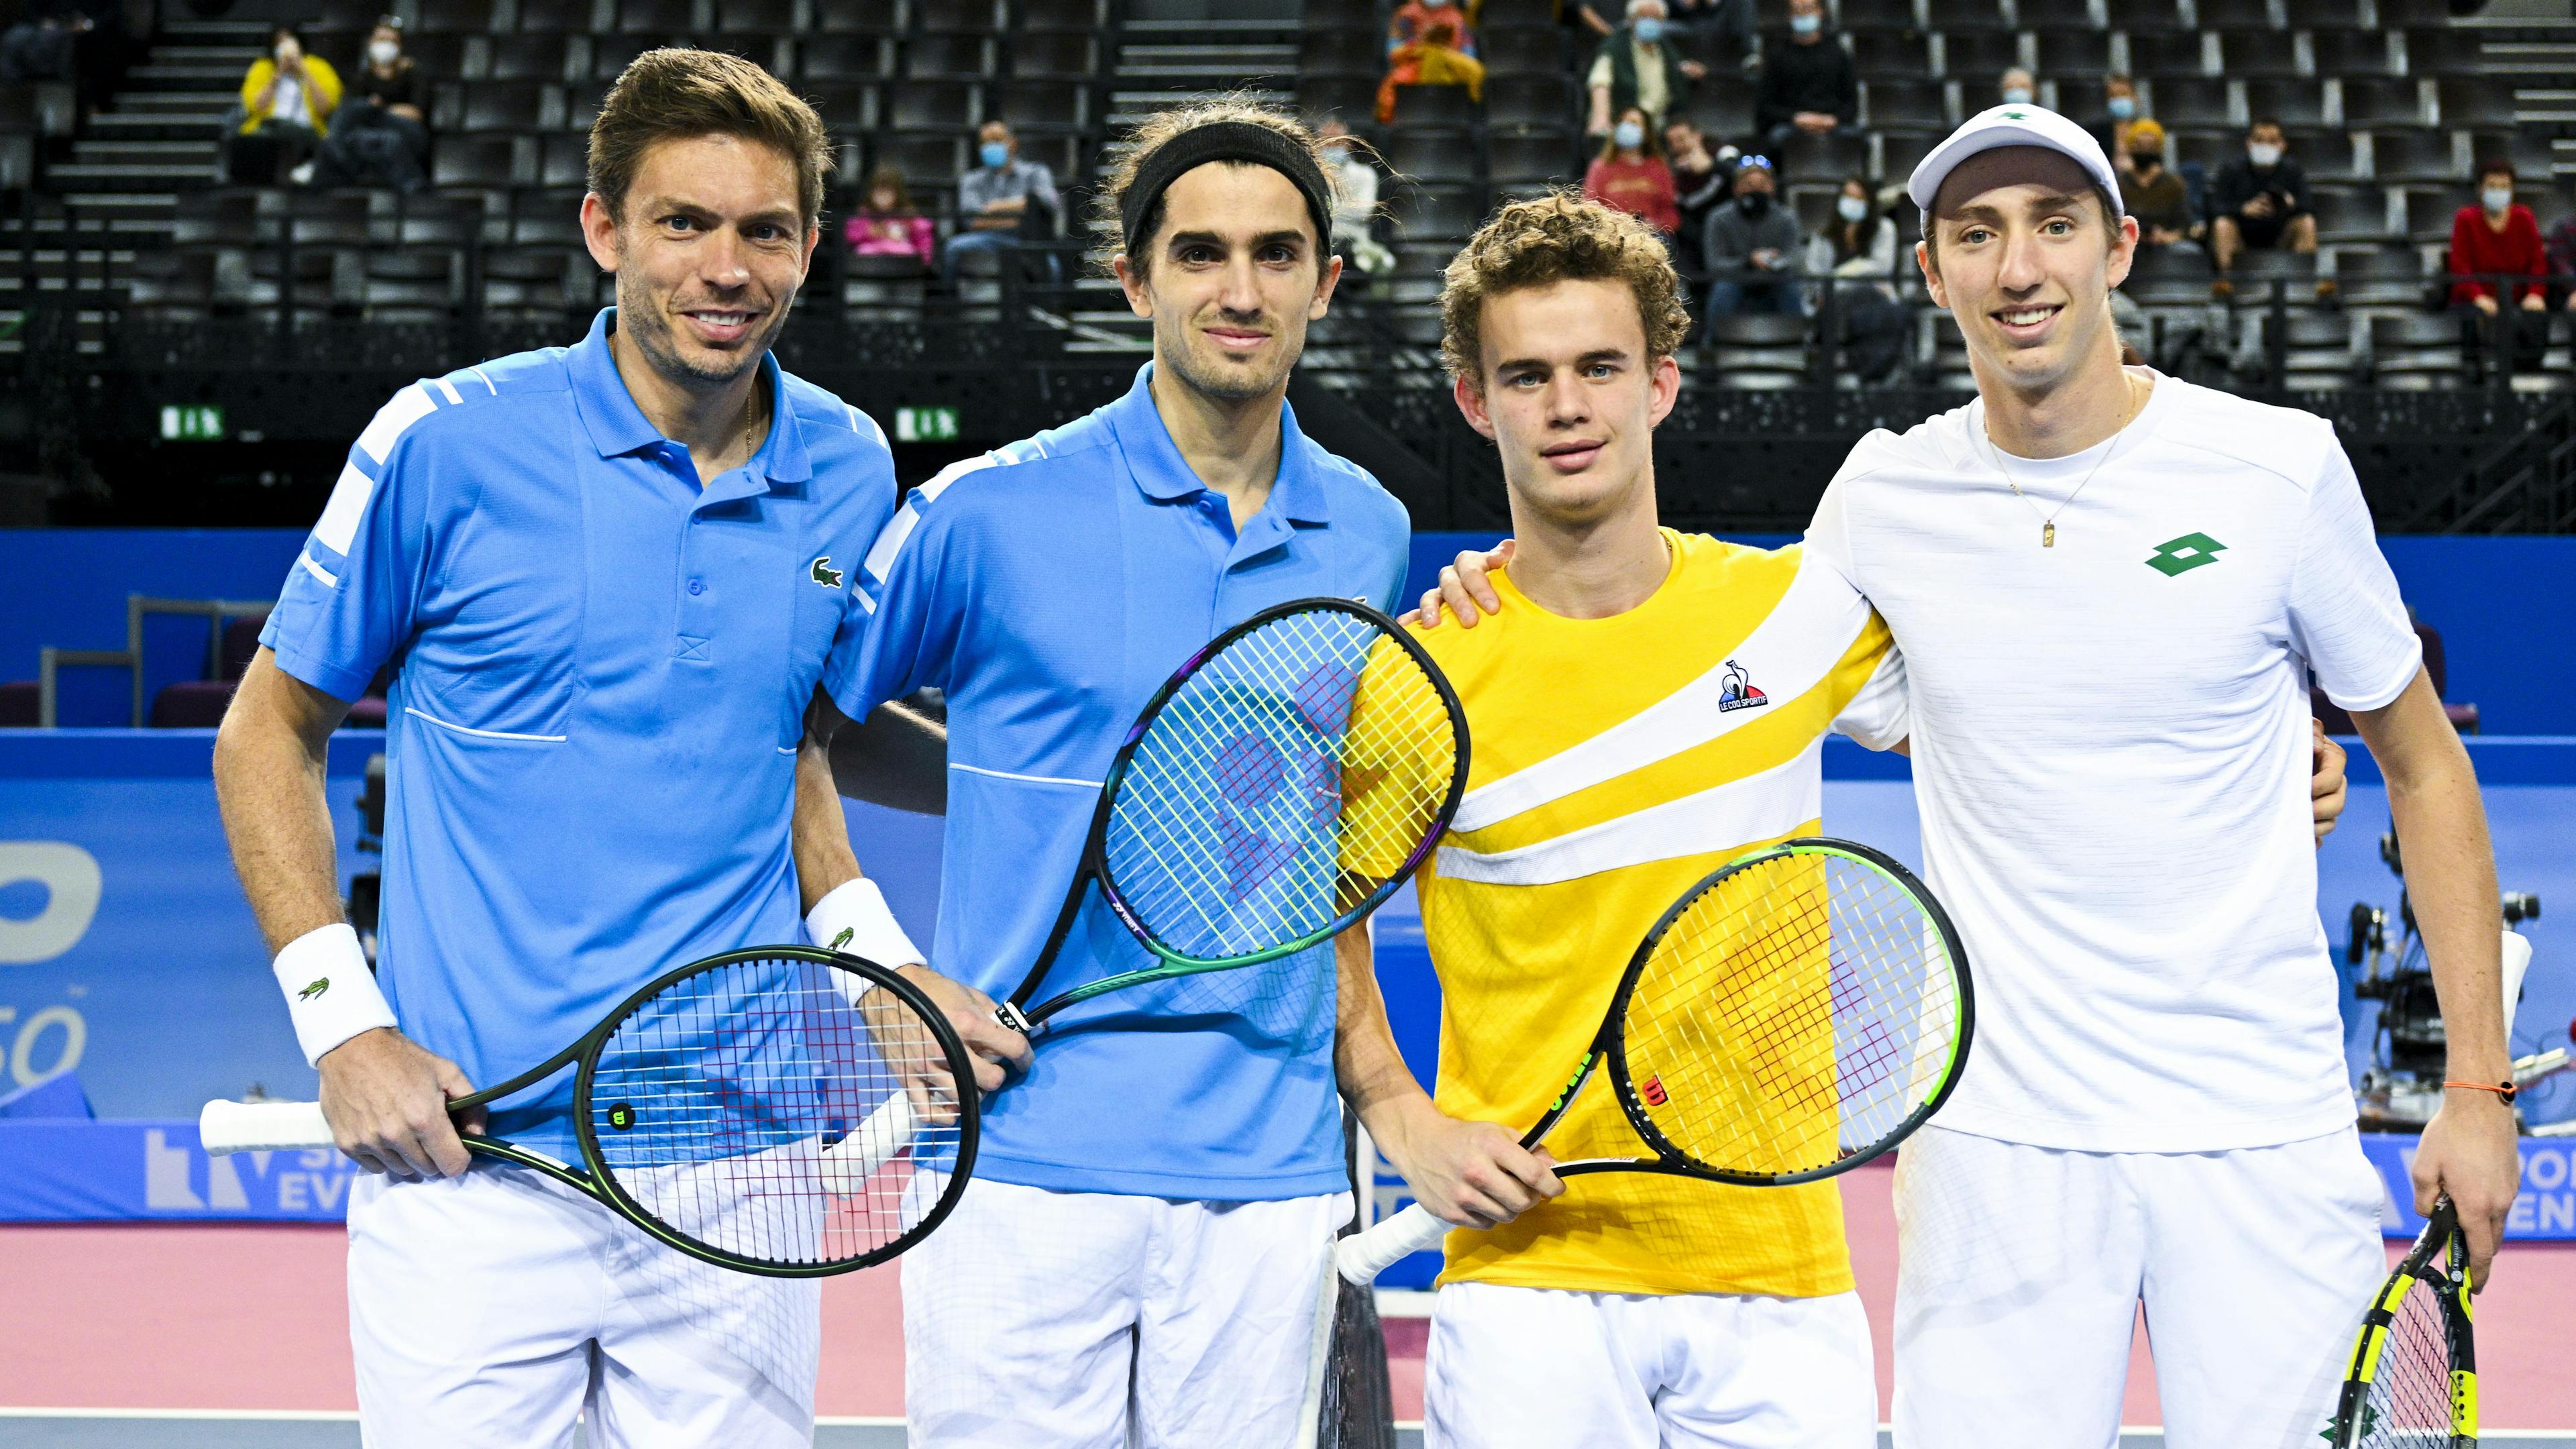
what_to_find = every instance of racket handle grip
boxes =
[821,1092,917,1193]
[1335,1202,1450,1285]
[199,1099,334,1155]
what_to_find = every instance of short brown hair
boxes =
[1090,97,1342,278]
[1439,191,1691,386]
[588,48,831,227]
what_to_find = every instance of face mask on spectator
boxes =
[368,38,399,64]
[2131,150,2161,170]
[1789,12,1820,34]
[2002,86,2033,104]
[2485,186,2514,213]
[1740,189,1772,214]
[980,142,1010,169]
[1632,17,1665,42]
[2107,95,2135,119]
[1837,195,1868,222]
[2247,142,2282,167]
[276,43,296,62]
[1613,121,1644,150]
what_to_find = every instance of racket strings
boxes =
[583,956,967,1270]
[1095,607,1459,1026]
[1621,853,1961,1177]
[2353,1270,2462,1446]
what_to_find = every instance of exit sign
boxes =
[894,406,959,443]
[160,405,225,441]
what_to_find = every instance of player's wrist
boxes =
[273,922,397,1067]
[806,877,925,975]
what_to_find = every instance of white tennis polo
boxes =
[1805,369,2422,1154]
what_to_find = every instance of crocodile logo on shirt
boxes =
[1715,659,1770,712]
[299,977,329,1001]
[810,556,845,589]
[2145,532,2228,577]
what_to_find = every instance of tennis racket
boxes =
[990,596,1468,1038]
[2328,1197,2478,1448]
[198,947,978,1277]
[1336,837,1972,1283]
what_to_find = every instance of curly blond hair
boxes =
[1440,191,1691,386]
[1089,97,1346,277]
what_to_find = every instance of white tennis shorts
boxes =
[345,1162,818,1449]
[1424,1281,1878,1449]
[900,1175,1347,1448]
[1891,1125,2388,1449]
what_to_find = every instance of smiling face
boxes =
[1918,146,2135,394]
[1116,161,1340,405]
[1455,277,1678,529]
[581,131,816,392]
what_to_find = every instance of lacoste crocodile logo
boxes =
[811,556,844,589]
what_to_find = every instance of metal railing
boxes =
[36,594,274,728]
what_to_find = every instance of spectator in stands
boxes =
[0,3,87,87]
[2088,73,2149,178]
[1585,0,1706,138]
[1377,0,1482,123]
[2450,158,2550,378]
[1703,153,1803,318]
[1585,106,1680,236]
[1318,119,1395,274]
[1998,67,2036,107]
[1664,115,1737,270]
[1754,0,1855,154]
[2208,118,2316,301]
[1666,0,1761,75]
[2544,186,2576,311]
[847,163,934,272]
[230,24,341,186]
[311,19,428,192]
[1806,174,1907,379]
[944,119,1061,284]
[2119,119,2196,252]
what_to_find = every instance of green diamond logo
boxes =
[2145,531,2227,577]
[2002,109,2027,119]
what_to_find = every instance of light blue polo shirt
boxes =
[828,362,1411,1201]
[261,309,899,1166]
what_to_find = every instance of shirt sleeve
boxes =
[1586,50,1612,90]
[825,481,967,722]
[1831,632,1910,751]
[257,382,439,702]
[2288,438,2422,714]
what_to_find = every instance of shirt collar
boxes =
[568,308,810,493]
[1104,362,1332,525]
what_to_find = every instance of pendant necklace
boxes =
[1986,374,2147,548]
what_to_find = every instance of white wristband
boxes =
[272,922,397,1067]
[806,877,926,985]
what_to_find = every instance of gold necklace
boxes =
[1986,373,2148,548]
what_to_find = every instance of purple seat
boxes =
[346,696,390,729]
[221,612,270,680]
[152,679,239,728]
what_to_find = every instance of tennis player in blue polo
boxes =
[211,53,1016,1448]
[816,104,1407,1445]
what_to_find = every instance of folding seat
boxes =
[1295,76,1378,122]
[486,34,575,83]
[2368,312,2465,389]
[2367,126,2455,183]
[590,36,653,80]
[2309,183,2391,242]
[1019,0,1102,29]
[539,131,590,187]
[415,0,496,33]
[1706,313,1812,390]
[998,80,1085,132]
[1849,30,1931,78]
[2242,78,2326,129]
[1836,0,1918,29]
[1489,127,1577,190]
[2308,30,2394,80]
[2015,0,2096,29]
[914,0,1004,34]
[2402,28,2483,77]
[1485,73,1573,129]
[885,79,978,129]
[1862,78,1946,131]
[2398,183,2465,241]
[2216,30,2301,80]
[2123,32,2210,80]
[431,135,525,189]
[2195,0,2271,27]
[905,34,995,80]
[1480,25,1564,76]
[1388,85,1479,127]
[2341,77,2428,127]
[814,0,902,33]
[459,80,551,132]
[1931,0,2008,32]
[1937,31,2019,83]
[2435,79,2513,129]
[2033,30,2112,83]
[715,0,798,36]
[2147,76,2233,129]
[1381,128,1480,185]
[615,0,698,38]
[1387,182,1485,241]
[516,0,600,32]
[1010,33,1095,80]
[802,36,893,80]
[1773,129,1866,184]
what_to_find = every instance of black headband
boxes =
[1118,121,1334,262]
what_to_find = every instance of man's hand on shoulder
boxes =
[317,1028,478,1179]
[1413,538,1515,629]
[1376,1093,1563,1230]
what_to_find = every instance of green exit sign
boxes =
[160,405,225,441]
[894,406,959,443]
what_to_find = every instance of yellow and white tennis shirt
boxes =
[1411,529,1907,1299]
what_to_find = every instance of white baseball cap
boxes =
[1907,102,2121,213]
